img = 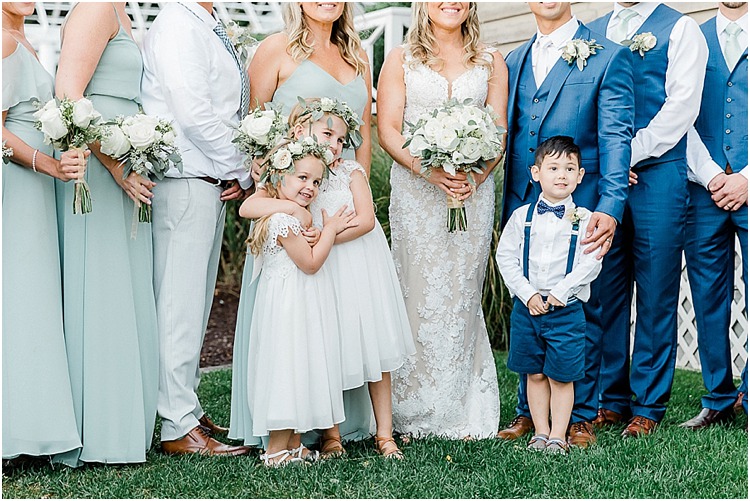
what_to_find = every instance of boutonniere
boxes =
[561,39,604,71]
[565,207,585,228]
[622,32,657,57]
[223,20,259,68]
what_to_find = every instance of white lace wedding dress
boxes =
[389,49,500,439]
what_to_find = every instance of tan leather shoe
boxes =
[162,426,251,456]
[199,414,229,435]
[496,415,534,440]
[621,416,658,438]
[734,392,745,413]
[592,408,626,428]
[679,407,734,430]
[567,421,596,448]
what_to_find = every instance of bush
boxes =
[218,124,512,349]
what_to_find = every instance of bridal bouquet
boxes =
[402,98,505,232]
[34,97,102,214]
[101,113,183,224]
[233,104,288,169]
[2,140,13,164]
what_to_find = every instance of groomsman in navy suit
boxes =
[497,2,634,448]
[588,3,708,437]
[679,1,748,429]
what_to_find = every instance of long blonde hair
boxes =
[404,2,490,72]
[282,2,368,76]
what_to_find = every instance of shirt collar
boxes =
[538,194,575,210]
[536,16,580,49]
[717,10,748,36]
[179,2,218,27]
[613,2,658,24]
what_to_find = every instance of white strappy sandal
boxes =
[290,445,320,463]
[259,449,305,468]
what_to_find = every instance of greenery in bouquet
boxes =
[233,103,289,168]
[33,97,102,214]
[100,113,183,223]
[2,140,13,164]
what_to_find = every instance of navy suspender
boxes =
[522,202,579,281]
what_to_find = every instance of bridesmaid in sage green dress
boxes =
[2,2,85,461]
[230,2,380,456]
[53,2,158,466]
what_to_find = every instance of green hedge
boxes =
[219,125,512,350]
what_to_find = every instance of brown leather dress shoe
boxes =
[496,415,534,440]
[199,414,229,435]
[734,392,745,413]
[679,407,734,430]
[162,426,251,456]
[567,421,596,448]
[621,416,658,438]
[592,408,626,428]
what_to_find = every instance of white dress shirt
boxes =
[532,16,580,88]
[496,195,603,307]
[687,11,749,187]
[141,2,251,188]
[605,2,709,167]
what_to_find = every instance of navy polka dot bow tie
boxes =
[537,200,566,219]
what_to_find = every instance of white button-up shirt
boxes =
[605,2,708,167]
[687,11,749,187]
[496,195,602,306]
[141,2,251,188]
[532,16,580,88]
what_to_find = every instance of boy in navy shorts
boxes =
[497,136,603,454]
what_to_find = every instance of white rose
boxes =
[122,114,159,149]
[36,105,68,140]
[320,97,335,112]
[564,43,578,58]
[240,115,274,142]
[302,136,314,146]
[288,142,303,155]
[100,125,132,157]
[407,135,430,157]
[421,118,442,143]
[272,148,292,170]
[642,33,657,49]
[162,130,176,145]
[577,42,591,58]
[451,151,465,165]
[436,129,459,151]
[460,137,482,163]
[72,98,100,128]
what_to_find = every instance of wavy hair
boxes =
[282,3,368,76]
[404,2,490,72]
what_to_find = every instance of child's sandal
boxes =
[290,445,319,463]
[259,449,305,468]
[544,438,569,455]
[526,434,549,451]
[374,436,404,460]
[320,434,346,459]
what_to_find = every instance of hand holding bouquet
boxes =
[100,113,183,224]
[402,98,505,232]
[233,104,288,169]
[2,140,13,164]
[34,97,101,214]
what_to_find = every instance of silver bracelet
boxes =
[32,149,39,172]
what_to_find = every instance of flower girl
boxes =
[244,98,416,459]
[242,138,356,467]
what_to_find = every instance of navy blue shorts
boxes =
[507,297,586,383]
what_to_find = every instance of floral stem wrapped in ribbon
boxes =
[2,140,13,164]
[233,103,289,169]
[402,98,505,232]
[34,97,102,214]
[100,113,183,227]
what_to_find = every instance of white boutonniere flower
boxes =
[622,32,657,57]
[566,207,585,227]
[561,38,604,71]
[223,20,259,69]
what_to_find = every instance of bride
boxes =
[377,1,508,439]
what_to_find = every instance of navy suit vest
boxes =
[590,4,686,167]
[696,17,748,172]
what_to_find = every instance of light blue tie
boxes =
[612,8,639,45]
[213,23,250,118]
[724,22,743,70]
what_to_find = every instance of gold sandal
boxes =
[375,436,404,460]
[320,434,346,459]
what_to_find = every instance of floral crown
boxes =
[260,136,334,186]
[296,96,363,150]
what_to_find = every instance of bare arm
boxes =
[239,188,313,228]
[248,33,285,110]
[355,49,373,175]
[280,207,356,274]
[333,169,376,244]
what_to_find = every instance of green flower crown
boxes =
[260,136,334,187]
[296,96,363,150]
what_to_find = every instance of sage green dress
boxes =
[229,58,374,446]
[53,16,159,467]
[2,42,82,460]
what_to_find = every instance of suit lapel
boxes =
[540,23,588,124]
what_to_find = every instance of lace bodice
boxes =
[402,48,493,124]
[261,213,303,279]
[311,160,368,229]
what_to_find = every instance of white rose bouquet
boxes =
[34,97,102,214]
[233,103,288,168]
[2,140,13,164]
[402,98,505,232]
[101,113,183,224]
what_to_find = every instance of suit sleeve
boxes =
[594,45,634,223]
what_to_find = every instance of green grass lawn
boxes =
[3,354,747,499]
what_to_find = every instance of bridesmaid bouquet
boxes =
[100,113,183,225]
[2,140,13,164]
[402,98,505,232]
[233,104,288,168]
[34,97,102,214]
